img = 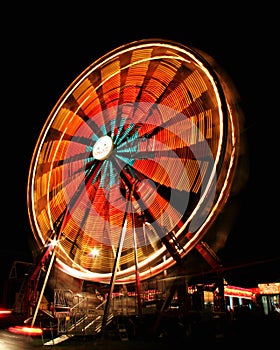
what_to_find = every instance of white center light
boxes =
[92,135,114,160]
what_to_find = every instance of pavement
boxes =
[1,310,280,349]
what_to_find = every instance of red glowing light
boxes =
[8,325,43,336]
[0,309,12,316]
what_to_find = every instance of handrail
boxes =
[70,296,88,312]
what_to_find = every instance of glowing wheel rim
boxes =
[27,39,240,284]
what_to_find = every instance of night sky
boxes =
[1,5,278,301]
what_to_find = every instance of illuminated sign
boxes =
[258,283,280,295]
[224,285,255,299]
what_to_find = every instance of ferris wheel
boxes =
[27,39,241,289]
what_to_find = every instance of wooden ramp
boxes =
[44,334,74,346]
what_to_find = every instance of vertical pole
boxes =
[100,200,129,338]
[31,243,56,327]
[132,210,142,317]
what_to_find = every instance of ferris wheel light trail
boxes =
[27,38,241,285]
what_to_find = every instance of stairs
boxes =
[42,289,136,345]
[117,323,129,341]
[43,309,115,345]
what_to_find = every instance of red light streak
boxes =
[0,309,12,315]
[8,325,43,336]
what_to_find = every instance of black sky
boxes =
[1,5,279,296]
